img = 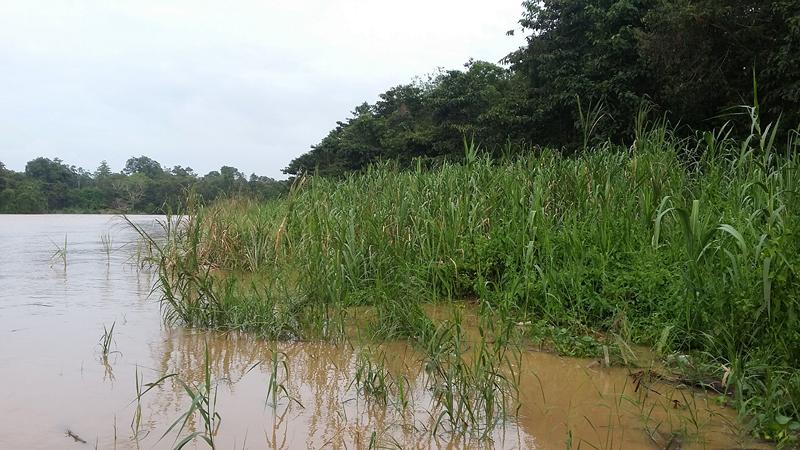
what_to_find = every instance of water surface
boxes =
[0,215,764,449]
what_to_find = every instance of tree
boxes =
[195,166,247,200]
[24,157,78,210]
[115,173,149,211]
[123,156,164,178]
[285,0,800,178]
[283,61,519,177]
[0,179,47,213]
[171,165,196,178]
[95,161,112,179]
[1,155,280,213]
[248,174,286,201]
[504,0,654,146]
[284,103,385,176]
[424,60,520,155]
[638,0,800,128]
[0,161,7,193]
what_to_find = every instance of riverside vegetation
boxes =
[131,102,800,446]
[4,0,792,445]
[0,156,285,214]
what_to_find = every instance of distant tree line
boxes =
[0,156,286,213]
[285,0,800,177]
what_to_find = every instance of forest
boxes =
[285,0,799,176]
[0,156,285,213]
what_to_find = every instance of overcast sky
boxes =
[0,1,525,179]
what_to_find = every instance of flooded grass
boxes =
[100,231,114,264]
[49,233,68,270]
[161,345,221,449]
[99,321,116,356]
[263,345,299,409]
[123,112,800,447]
[110,329,761,449]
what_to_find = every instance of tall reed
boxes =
[135,109,800,443]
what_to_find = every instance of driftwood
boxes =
[629,368,734,400]
[65,429,87,444]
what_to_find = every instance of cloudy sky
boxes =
[0,1,525,179]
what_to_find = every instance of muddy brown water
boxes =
[0,215,768,449]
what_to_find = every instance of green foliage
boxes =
[0,178,47,213]
[0,156,287,213]
[287,0,800,178]
[123,155,165,178]
[507,0,653,144]
[283,60,525,176]
[24,157,81,210]
[639,0,800,128]
[149,114,800,444]
[94,160,112,178]
[0,161,7,192]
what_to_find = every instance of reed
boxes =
[264,346,302,409]
[99,321,116,356]
[133,105,800,443]
[351,349,393,406]
[50,234,68,270]
[100,231,114,264]
[131,346,220,449]
[163,345,221,449]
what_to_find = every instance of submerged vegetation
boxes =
[49,234,68,270]
[131,347,221,449]
[133,103,800,445]
[99,322,116,356]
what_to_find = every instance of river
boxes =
[0,215,766,449]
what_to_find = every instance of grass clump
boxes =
[99,321,116,356]
[50,234,68,270]
[135,109,800,443]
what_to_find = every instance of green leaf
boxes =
[718,224,748,254]
[775,414,791,425]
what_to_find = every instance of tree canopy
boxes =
[285,0,799,177]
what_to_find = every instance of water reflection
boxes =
[130,327,536,449]
[137,325,759,449]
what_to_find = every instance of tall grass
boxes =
[135,109,799,443]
